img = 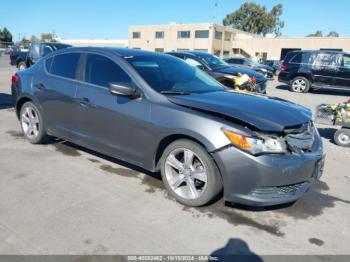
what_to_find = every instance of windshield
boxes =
[194,53,229,70]
[125,55,225,94]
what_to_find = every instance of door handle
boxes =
[34,83,45,90]
[77,97,91,107]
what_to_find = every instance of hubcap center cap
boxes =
[182,168,191,177]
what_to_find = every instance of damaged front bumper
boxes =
[211,139,324,206]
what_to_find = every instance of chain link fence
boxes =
[0,41,14,56]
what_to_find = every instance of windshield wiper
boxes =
[160,91,191,95]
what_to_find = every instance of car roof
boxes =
[287,50,347,55]
[52,46,168,57]
[168,51,216,58]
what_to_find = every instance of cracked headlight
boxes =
[223,128,286,155]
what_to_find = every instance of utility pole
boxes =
[211,1,218,24]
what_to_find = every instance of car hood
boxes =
[254,63,274,72]
[167,91,312,132]
[216,66,266,82]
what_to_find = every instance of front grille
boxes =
[249,182,309,199]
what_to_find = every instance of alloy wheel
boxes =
[339,133,350,145]
[164,148,208,200]
[21,106,40,139]
[292,79,307,92]
[18,64,26,71]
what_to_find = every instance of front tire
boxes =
[290,76,310,93]
[334,128,350,147]
[160,139,222,207]
[20,101,49,144]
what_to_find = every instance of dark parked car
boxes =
[224,57,275,79]
[263,60,282,74]
[278,50,350,93]
[11,47,324,207]
[167,51,268,94]
[16,42,72,70]
[9,46,28,66]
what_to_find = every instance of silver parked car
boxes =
[11,47,325,207]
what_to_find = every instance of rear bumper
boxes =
[278,72,290,84]
[212,144,324,206]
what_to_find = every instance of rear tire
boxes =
[20,101,49,144]
[17,61,26,71]
[290,76,310,93]
[334,128,350,147]
[160,139,222,207]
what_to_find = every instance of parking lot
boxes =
[0,55,350,256]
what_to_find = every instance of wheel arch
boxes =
[16,59,25,67]
[16,97,32,119]
[15,95,42,120]
[154,134,216,172]
[290,73,313,84]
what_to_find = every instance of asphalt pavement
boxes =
[0,55,350,256]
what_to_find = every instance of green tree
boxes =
[223,2,285,36]
[40,33,57,42]
[0,27,13,43]
[19,37,31,46]
[306,30,323,37]
[327,31,339,37]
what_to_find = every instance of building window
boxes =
[224,32,232,41]
[155,31,164,39]
[195,30,209,38]
[155,48,164,52]
[194,49,208,52]
[132,32,141,39]
[178,31,191,39]
[215,31,223,40]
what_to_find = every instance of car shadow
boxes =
[0,93,13,110]
[210,238,263,262]
[275,84,290,91]
[52,140,162,181]
[310,87,350,96]
[317,127,337,142]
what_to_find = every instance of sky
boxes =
[1,0,350,41]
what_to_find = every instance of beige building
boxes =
[128,23,253,56]
[128,23,350,60]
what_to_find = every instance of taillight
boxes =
[11,75,19,84]
[281,64,287,71]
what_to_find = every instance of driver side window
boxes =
[84,54,132,87]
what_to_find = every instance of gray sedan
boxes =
[11,47,324,207]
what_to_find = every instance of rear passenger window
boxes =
[84,54,131,87]
[290,53,302,64]
[343,55,350,69]
[50,53,80,79]
[313,53,342,69]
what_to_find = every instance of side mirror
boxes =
[109,82,140,98]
